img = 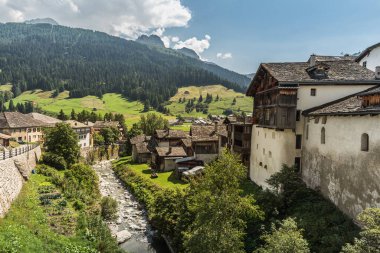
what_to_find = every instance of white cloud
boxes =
[171,36,180,43]
[0,0,191,39]
[173,35,211,55]
[217,52,232,59]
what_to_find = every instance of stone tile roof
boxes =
[155,147,187,157]
[28,113,61,126]
[135,142,150,154]
[0,133,12,139]
[65,120,89,128]
[130,134,151,145]
[262,60,376,83]
[0,112,47,129]
[155,129,188,139]
[190,125,226,142]
[181,138,192,147]
[309,55,356,62]
[93,121,120,129]
[303,86,380,116]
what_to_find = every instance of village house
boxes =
[153,129,188,147]
[0,112,47,143]
[28,112,62,127]
[93,120,124,139]
[301,85,380,218]
[190,123,227,164]
[130,134,151,164]
[223,116,253,168]
[356,42,380,72]
[246,55,379,189]
[0,133,11,147]
[152,146,187,171]
[65,120,92,148]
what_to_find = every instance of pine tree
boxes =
[70,109,77,120]
[8,99,15,112]
[58,109,68,120]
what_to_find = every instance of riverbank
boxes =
[93,160,171,253]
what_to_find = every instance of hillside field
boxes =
[166,85,252,117]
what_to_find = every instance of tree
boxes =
[100,127,119,145]
[70,109,77,120]
[341,208,380,253]
[8,99,15,112]
[183,150,263,253]
[44,123,80,165]
[254,218,310,253]
[143,100,150,112]
[138,113,169,136]
[232,97,237,105]
[58,109,68,120]
[198,95,203,103]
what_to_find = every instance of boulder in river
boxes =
[116,230,132,244]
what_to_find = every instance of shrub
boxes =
[100,197,118,221]
[42,152,67,170]
[36,164,63,186]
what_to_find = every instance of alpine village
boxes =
[0,4,380,253]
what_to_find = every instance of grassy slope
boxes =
[166,85,253,117]
[6,89,174,127]
[0,174,86,252]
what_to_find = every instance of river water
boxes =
[92,160,170,253]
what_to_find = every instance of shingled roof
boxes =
[0,112,47,129]
[28,113,61,126]
[190,125,227,142]
[155,147,187,157]
[130,134,151,145]
[155,129,188,139]
[65,120,90,128]
[135,142,150,154]
[303,86,380,116]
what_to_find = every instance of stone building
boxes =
[130,134,151,164]
[246,55,380,188]
[152,146,187,171]
[301,86,380,218]
[65,120,92,148]
[153,129,188,147]
[356,42,380,72]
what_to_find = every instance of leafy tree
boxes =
[183,150,263,253]
[341,208,380,253]
[58,109,68,120]
[100,127,119,145]
[254,218,310,253]
[44,123,80,165]
[138,113,169,136]
[93,132,105,146]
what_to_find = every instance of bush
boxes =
[42,152,67,170]
[100,197,118,221]
[36,164,63,186]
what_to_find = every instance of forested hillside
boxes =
[0,23,248,111]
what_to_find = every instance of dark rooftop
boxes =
[135,142,150,154]
[190,125,226,142]
[155,147,187,157]
[130,134,151,145]
[0,112,48,129]
[155,129,188,139]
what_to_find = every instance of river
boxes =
[92,160,171,253]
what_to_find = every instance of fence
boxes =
[0,143,40,161]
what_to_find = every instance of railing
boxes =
[0,143,40,161]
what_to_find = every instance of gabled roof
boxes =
[28,113,61,126]
[135,142,150,154]
[355,42,380,62]
[190,125,226,142]
[181,138,192,148]
[0,112,47,129]
[155,129,188,139]
[65,120,89,128]
[130,134,151,145]
[303,86,380,116]
[155,147,187,157]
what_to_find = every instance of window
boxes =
[322,116,327,124]
[306,125,309,140]
[294,157,301,172]
[321,127,326,144]
[269,151,272,158]
[314,117,319,124]
[361,133,369,151]
[310,88,316,96]
[296,135,302,149]
[263,148,265,155]
[363,61,367,67]
[296,110,301,121]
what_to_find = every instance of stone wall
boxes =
[0,146,41,217]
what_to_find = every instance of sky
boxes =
[0,0,380,74]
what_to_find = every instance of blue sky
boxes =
[165,0,380,73]
[1,0,380,74]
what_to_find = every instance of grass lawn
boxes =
[170,122,192,132]
[114,157,188,189]
[4,87,174,127]
[0,174,86,252]
[166,85,253,117]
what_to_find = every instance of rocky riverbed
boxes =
[92,160,169,253]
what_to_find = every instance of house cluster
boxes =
[243,42,380,219]
[131,123,228,177]
[0,111,123,149]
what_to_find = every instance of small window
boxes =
[322,116,327,124]
[306,125,309,140]
[310,88,316,96]
[361,133,369,151]
[264,165,268,169]
[263,148,265,155]
[256,144,258,149]
[269,151,272,158]
[296,135,302,149]
[294,157,301,172]
[363,61,367,68]
[314,117,319,124]
[296,110,301,121]
[321,127,326,144]
[259,162,263,166]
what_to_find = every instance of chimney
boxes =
[309,54,316,67]
[168,147,172,155]
[214,121,218,133]
[376,66,380,80]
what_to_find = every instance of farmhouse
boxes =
[153,129,188,147]
[130,134,151,164]
[152,146,187,171]
[93,120,124,139]
[65,120,92,148]
[0,112,47,143]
